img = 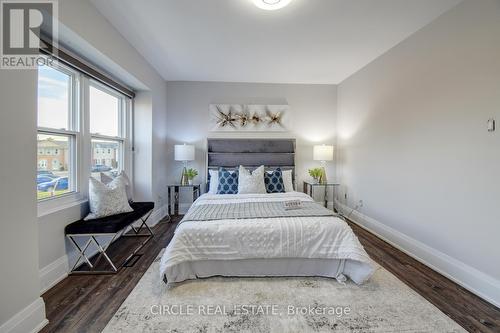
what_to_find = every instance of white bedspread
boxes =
[160,192,376,284]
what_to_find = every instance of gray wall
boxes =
[337,0,500,306]
[166,82,338,210]
[0,69,45,329]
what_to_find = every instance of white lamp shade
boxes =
[174,144,195,161]
[313,145,334,161]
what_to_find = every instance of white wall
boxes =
[337,0,500,306]
[37,0,168,295]
[152,88,169,215]
[166,82,337,211]
[0,71,47,332]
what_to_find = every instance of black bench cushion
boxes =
[65,202,154,235]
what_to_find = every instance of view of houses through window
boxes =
[37,134,71,199]
[37,63,76,200]
[37,60,131,201]
[91,139,121,179]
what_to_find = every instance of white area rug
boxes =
[104,251,465,333]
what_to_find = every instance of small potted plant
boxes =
[186,168,198,185]
[308,168,322,184]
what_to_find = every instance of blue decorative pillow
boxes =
[217,168,239,194]
[265,168,285,193]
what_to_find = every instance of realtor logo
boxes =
[1,0,57,68]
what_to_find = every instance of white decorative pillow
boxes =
[282,169,294,192]
[238,165,266,194]
[85,176,133,220]
[100,171,133,202]
[208,169,219,194]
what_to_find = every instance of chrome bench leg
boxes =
[67,233,119,274]
[91,235,118,272]
[68,236,94,271]
[121,211,154,265]
[126,210,154,237]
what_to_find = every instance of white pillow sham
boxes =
[282,169,294,192]
[238,165,266,194]
[85,175,133,220]
[208,169,219,194]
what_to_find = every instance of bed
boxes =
[160,138,376,285]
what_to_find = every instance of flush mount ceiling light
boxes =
[253,0,293,11]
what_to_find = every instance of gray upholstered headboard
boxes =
[206,138,296,188]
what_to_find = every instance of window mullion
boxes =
[119,97,124,138]
[80,75,91,198]
[72,71,80,132]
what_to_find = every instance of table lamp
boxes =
[313,144,334,184]
[175,144,195,185]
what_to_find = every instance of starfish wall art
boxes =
[209,104,290,132]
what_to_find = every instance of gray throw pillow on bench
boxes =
[85,174,133,221]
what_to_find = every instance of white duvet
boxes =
[160,192,376,284]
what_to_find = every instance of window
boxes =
[37,61,132,205]
[38,160,47,169]
[89,84,120,137]
[38,64,72,130]
[89,82,128,180]
[37,64,78,200]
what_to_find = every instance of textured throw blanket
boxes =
[181,201,335,224]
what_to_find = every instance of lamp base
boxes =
[180,166,189,185]
[319,166,327,185]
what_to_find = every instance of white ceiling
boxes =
[91,0,461,84]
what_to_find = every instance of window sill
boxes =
[37,193,88,218]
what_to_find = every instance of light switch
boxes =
[487,118,495,132]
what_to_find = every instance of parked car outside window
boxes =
[37,177,69,192]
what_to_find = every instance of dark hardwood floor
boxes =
[41,218,177,333]
[346,221,500,333]
[41,216,500,333]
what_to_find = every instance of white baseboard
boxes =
[336,201,500,308]
[39,204,169,295]
[0,297,48,333]
[39,255,69,294]
[149,204,168,226]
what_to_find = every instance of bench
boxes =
[65,202,154,274]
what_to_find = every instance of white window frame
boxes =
[37,60,81,210]
[38,63,133,217]
[88,79,132,180]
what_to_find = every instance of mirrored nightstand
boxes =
[303,181,340,209]
[167,184,201,216]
